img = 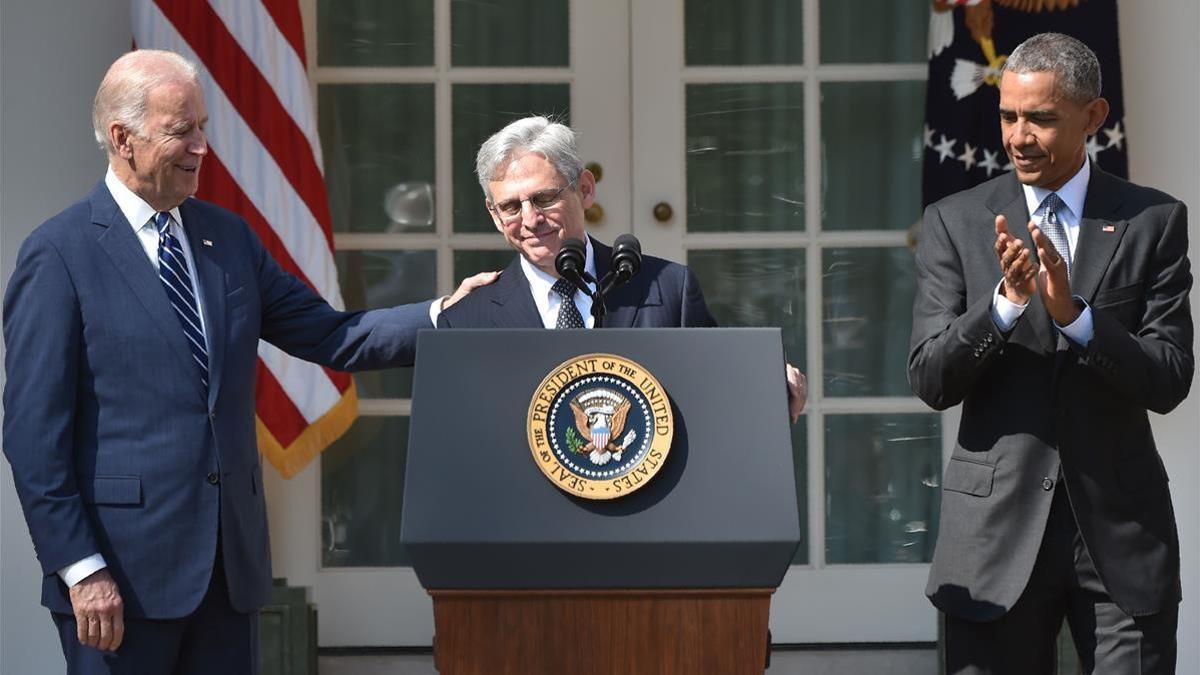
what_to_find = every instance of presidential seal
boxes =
[527,354,673,500]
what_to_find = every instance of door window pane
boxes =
[685,0,803,65]
[825,413,941,564]
[454,249,516,280]
[686,84,805,232]
[335,250,437,399]
[452,85,571,232]
[688,248,805,371]
[451,0,568,67]
[318,0,434,67]
[321,416,412,567]
[822,247,915,397]
[320,84,436,233]
[819,0,928,64]
[821,81,925,232]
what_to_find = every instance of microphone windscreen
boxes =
[613,233,641,256]
[612,234,642,278]
[555,237,587,278]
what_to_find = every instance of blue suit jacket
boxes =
[438,238,717,329]
[3,182,432,618]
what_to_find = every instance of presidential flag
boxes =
[133,0,355,478]
[922,0,1128,206]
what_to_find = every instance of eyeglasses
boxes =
[489,182,575,221]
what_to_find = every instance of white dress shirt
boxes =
[519,237,597,329]
[104,167,209,341]
[991,160,1095,346]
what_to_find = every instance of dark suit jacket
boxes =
[909,167,1193,620]
[3,181,432,618]
[438,237,717,329]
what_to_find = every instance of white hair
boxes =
[475,116,584,201]
[92,49,200,154]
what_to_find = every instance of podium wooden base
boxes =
[430,588,773,675]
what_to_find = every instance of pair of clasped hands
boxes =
[994,215,1081,327]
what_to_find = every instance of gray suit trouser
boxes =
[944,485,1177,675]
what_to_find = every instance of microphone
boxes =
[554,237,593,293]
[610,234,642,285]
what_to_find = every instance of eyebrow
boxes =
[495,187,561,205]
[997,107,1056,117]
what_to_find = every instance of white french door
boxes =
[269,0,943,647]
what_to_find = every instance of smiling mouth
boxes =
[521,227,558,241]
[177,165,199,173]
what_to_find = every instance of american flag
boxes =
[133,0,355,478]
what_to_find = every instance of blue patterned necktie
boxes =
[551,277,586,329]
[155,212,209,388]
[1039,193,1072,276]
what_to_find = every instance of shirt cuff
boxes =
[58,554,107,588]
[428,296,448,327]
[991,279,1028,332]
[1056,297,1094,347]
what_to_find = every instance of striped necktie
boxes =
[552,277,586,329]
[155,212,209,388]
[1039,193,1072,277]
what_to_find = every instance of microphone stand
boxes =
[557,237,639,330]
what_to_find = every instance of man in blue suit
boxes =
[2,49,488,673]
[439,116,806,417]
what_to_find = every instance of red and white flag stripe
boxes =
[133,0,356,478]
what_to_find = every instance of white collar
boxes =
[519,236,596,314]
[105,165,183,232]
[1022,159,1090,221]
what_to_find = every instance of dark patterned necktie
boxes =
[551,277,585,329]
[1040,193,1072,276]
[155,212,209,388]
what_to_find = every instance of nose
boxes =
[189,128,208,156]
[1009,118,1034,146]
[519,199,543,228]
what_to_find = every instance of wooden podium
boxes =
[403,329,800,675]
[430,589,772,675]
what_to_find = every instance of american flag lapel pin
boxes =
[1101,224,1116,233]
[202,239,214,246]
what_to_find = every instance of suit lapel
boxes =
[590,236,661,328]
[181,199,226,408]
[488,257,543,327]
[91,184,207,402]
[986,176,1056,353]
[1071,168,1127,304]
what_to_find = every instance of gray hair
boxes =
[475,116,584,201]
[92,49,200,154]
[1003,32,1101,103]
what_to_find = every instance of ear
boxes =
[1083,97,1110,136]
[110,123,135,159]
[577,169,597,209]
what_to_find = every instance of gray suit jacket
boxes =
[909,167,1193,620]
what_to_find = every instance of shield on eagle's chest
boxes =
[590,418,610,451]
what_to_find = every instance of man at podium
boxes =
[438,116,806,419]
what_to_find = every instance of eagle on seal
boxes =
[570,394,632,466]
